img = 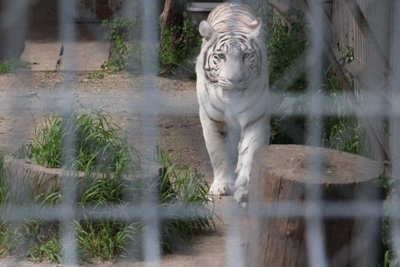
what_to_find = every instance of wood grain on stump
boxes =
[247,145,384,267]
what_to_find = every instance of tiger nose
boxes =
[226,62,244,85]
[227,74,243,85]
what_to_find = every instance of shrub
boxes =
[102,14,201,75]
[160,14,200,74]
[102,17,142,72]
[268,12,307,92]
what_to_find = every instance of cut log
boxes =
[247,144,384,267]
[160,0,185,28]
[4,156,85,202]
[3,156,161,204]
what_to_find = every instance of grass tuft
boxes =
[27,113,131,174]
[158,148,214,252]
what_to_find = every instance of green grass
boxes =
[27,113,131,174]
[158,148,214,252]
[76,220,142,260]
[87,71,105,80]
[1,59,29,73]
[28,237,61,262]
[0,113,214,262]
[0,59,29,74]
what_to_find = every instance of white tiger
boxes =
[196,3,270,204]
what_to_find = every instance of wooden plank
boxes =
[187,2,219,12]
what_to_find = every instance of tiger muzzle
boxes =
[218,77,247,91]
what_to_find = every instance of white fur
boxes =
[196,4,270,204]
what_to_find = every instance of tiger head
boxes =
[198,16,266,97]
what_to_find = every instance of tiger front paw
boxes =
[209,180,234,196]
[234,186,248,207]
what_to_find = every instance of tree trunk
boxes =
[159,0,186,53]
[159,0,185,28]
[247,145,384,267]
[95,0,112,20]
[159,0,186,71]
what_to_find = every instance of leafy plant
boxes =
[268,11,308,144]
[102,17,142,72]
[322,73,365,154]
[268,13,307,92]
[102,13,200,74]
[382,249,398,267]
[378,174,399,267]
[337,44,355,65]
[160,13,201,74]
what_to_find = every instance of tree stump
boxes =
[247,145,384,267]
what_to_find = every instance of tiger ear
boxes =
[199,20,216,42]
[248,17,262,38]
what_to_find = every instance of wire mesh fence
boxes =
[0,0,398,266]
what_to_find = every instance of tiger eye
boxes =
[243,52,252,59]
[215,53,225,60]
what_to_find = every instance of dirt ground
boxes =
[0,71,244,266]
[0,71,208,172]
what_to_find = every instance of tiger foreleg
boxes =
[200,110,236,196]
[234,116,269,204]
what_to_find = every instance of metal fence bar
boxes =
[0,200,392,222]
[139,1,161,266]
[224,2,247,267]
[58,0,79,265]
[304,1,328,266]
[226,205,246,267]
[389,0,400,262]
